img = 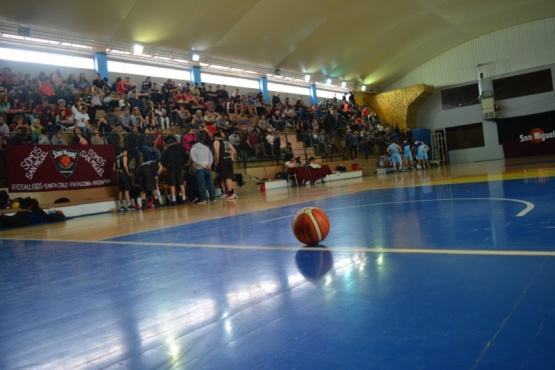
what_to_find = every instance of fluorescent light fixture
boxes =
[2,34,24,40]
[192,53,200,62]
[244,70,257,74]
[230,68,244,72]
[199,62,210,67]
[60,42,92,49]
[210,64,229,70]
[133,44,143,54]
[109,49,132,55]
[172,58,189,63]
[154,56,171,61]
[326,78,332,85]
[341,81,347,88]
[305,74,311,82]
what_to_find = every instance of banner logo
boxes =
[519,128,555,144]
[50,149,79,178]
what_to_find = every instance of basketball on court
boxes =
[292,207,330,245]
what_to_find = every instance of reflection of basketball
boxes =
[292,207,330,245]
[295,246,333,279]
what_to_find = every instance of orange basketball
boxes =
[292,207,330,245]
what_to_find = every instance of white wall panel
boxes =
[387,17,555,91]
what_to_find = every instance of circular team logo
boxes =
[529,128,544,144]
[50,149,79,178]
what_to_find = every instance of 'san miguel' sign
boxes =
[6,145,117,192]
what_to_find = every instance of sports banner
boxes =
[496,110,555,158]
[6,145,118,192]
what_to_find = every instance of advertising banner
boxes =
[496,110,555,158]
[6,145,117,192]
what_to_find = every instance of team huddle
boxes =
[378,138,430,173]
[113,133,237,211]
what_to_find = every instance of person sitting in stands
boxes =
[50,129,68,145]
[97,108,118,134]
[71,127,89,145]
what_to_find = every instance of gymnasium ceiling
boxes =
[1,0,555,91]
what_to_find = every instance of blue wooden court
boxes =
[1,161,555,369]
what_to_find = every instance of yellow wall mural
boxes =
[358,84,433,129]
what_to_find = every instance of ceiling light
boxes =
[341,81,347,88]
[326,78,332,85]
[305,74,311,82]
[361,85,366,91]
[192,53,200,62]
[133,44,143,55]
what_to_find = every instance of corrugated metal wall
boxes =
[387,17,555,91]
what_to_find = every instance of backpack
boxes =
[0,190,9,208]
[233,173,245,186]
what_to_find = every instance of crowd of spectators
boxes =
[0,66,402,163]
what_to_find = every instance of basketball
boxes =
[292,207,330,245]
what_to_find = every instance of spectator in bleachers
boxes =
[141,76,152,93]
[37,128,51,145]
[271,109,285,132]
[181,126,197,153]
[71,127,89,145]
[56,80,75,102]
[318,129,332,155]
[66,74,79,92]
[50,129,68,145]
[132,107,146,130]
[141,127,157,161]
[39,105,56,134]
[90,87,104,122]
[92,73,106,92]
[176,105,190,128]
[272,92,282,110]
[75,105,92,136]
[51,69,64,88]
[77,73,92,91]
[97,108,117,133]
[145,110,159,130]
[119,107,136,132]
[125,125,142,168]
[38,77,56,104]
[90,128,107,145]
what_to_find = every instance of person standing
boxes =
[213,132,237,200]
[135,160,161,209]
[401,137,414,170]
[387,141,403,171]
[114,148,134,212]
[190,140,216,203]
[158,135,188,206]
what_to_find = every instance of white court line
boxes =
[258,197,535,223]
[5,238,554,257]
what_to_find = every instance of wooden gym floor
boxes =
[1,156,555,369]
